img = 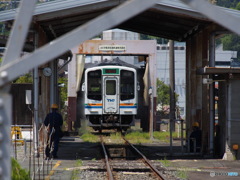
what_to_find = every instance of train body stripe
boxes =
[120,106,137,108]
[85,104,102,108]
[85,106,102,108]
[85,104,137,108]
[87,103,102,106]
[120,103,134,106]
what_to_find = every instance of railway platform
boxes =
[14,135,240,180]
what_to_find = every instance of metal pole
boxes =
[54,60,58,104]
[0,94,12,180]
[181,120,184,153]
[50,61,55,105]
[149,87,153,140]
[0,1,36,179]
[33,32,39,157]
[33,68,39,157]
[169,40,176,154]
[50,59,58,105]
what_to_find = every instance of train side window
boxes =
[106,80,116,95]
[120,70,134,100]
[87,70,102,100]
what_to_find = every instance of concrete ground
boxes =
[14,135,240,180]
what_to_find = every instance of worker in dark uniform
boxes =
[44,104,63,158]
[190,122,202,152]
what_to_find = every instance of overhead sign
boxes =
[99,45,126,51]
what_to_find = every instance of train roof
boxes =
[85,57,140,69]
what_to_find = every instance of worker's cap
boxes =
[192,122,199,127]
[51,104,58,109]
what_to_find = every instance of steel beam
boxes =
[180,0,240,35]
[1,0,37,66]
[0,94,12,180]
[0,0,157,87]
[0,1,157,177]
[0,1,37,179]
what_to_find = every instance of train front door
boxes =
[103,77,119,114]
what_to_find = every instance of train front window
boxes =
[106,80,116,95]
[87,70,102,100]
[120,70,134,100]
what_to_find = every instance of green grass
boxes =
[71,159,83,180]
[81,130,182,144]
[153,131,178,142]
[109,132,124,143]
[158,157,172,167]
[159,157,188,180]
[176,170,188,180]
[76,159,83,166]
[81,133,99,143]
[125,131,151,144]
[11,158,30,180]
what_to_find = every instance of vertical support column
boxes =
[50,60,58,105]
[186,29,209,154]
[209,33,215,155]
[169,40,176,154]
[33,68,39,156]
[33,32,39,157]
[0,93,12,180]
[185,39,191,145]
[186,37,198,151]
[67,51,79,131]
[148,41,157,132]
[201,30,209,154]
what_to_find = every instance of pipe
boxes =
[33,32,39,157]
[33,67,39,156]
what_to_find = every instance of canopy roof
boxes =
[0,0,239,43]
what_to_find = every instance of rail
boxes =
[100,136,114,180]
[121,135,165,180]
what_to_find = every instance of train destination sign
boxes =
[99,45,126,51]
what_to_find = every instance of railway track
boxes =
[100,134,166,180]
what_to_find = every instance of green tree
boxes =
[58,77,67,109]
[220,2,240,60]
[14,73,33,83]
[157,79,179,111]
[216,0,240,8]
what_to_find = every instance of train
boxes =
[82,58,139,131]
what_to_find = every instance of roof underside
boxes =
[0,0,237,47]
[33,0,212,41]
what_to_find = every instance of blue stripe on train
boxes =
[85,106,102,108]
[120,106,137,108]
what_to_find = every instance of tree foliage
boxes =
[216,0,240,8]
[219,1,240,60]
[58,77,67,109]
[11,158,30,180]
[157,79,179,110]
[14,73,33,84]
